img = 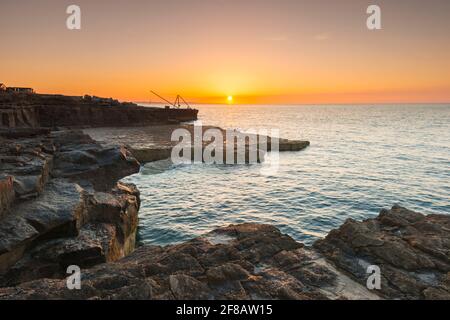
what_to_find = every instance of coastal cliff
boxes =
[0,92,198,129]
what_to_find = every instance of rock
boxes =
[51,132,141,191]
[0,222,379,300]
[206,263,250,283]
[0,107,39,129]
[2,209,446,300]
[0,265,153,300]
[423,287,450,300]
[0,128,50,139]
[169,274,211,300]
[0,216,39,274]
[0,174,14,218]
[84,125,310,165]
[129,147,172,163]
[213,223,303,264]
[1,145,53,201]
[314,205,450,299]
[0,179,140,286]
[0,179,86,273]
[0,223,121,287]
[86,182,140,257]
[13,174,48,200]
[0,130,141,284]
[277,139,310,152]
[17,179,86,237]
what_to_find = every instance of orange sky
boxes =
[1,0,450,104]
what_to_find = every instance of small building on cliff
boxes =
[6,87,35,94]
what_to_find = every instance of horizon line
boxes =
[135,101,450,106]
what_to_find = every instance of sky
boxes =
[1,0,449,104]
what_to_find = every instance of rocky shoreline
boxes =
[0,124,448,300]
[0,205,449,300]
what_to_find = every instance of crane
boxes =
[150,91,191,109]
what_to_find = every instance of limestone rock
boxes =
[51,131,140,191]
[206,263,250,284]
[314,205,450,299]
[0,130,141,284]
[0,174,14,218]
[129,147,172,163]
[0,180,140,286]
[169,274,211,300]
[0,223,376,300]
[0,179,86,274]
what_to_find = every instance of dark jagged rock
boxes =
[0,130,141,285]
[51,134,140,191]
[0,106,39,129]
[0,223,379,300]
[1,130,140,194]
[314,205,450,300]
[1,207,448,300]
[0,128,51,139]
[0,174,14,218]
[0,180,140,287]
[0,179,85,274]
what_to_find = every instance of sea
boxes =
[123,104,450,246]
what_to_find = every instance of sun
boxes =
[227,96,233,103]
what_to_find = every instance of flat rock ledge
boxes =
[1,206,448,300]
[0,130,141,287]
[84,125,310,165]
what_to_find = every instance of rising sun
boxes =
[227,96,233,103]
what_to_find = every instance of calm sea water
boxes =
[124,104,450,246]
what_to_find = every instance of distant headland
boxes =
[0,84,198,129]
